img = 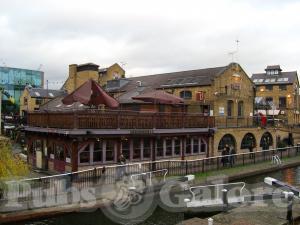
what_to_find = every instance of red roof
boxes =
[132,90,184,104]
[62,79,119,108]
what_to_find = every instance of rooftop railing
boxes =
[26,110,288,130]
[27,110,215,129]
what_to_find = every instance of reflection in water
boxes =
[243,166,300,188]
[283,168,296,185]
[13,166,300,225]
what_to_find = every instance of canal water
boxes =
[12,166,300,225]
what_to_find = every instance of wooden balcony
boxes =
[27,110,215,130]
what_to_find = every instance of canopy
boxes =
[62,79,119,108]
[132,90,184,104]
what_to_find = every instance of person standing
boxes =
[221,148,227,167]
[117,154,127,180]
[230,146,236,166]
[249,142,254,159]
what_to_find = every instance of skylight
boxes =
[277,78,289,82]
[49,93,54,97]
[35,92,40,96]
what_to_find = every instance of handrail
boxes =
[130,169,168,186]
[189,182,246,202]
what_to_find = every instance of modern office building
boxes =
[0,66,44,114]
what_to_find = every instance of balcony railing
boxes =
[26,110,288,130]
[27,110,215,129]
[215,116,287,128]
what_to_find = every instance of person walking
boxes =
[117,154,127,180]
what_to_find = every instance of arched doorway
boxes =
[218,134,236,151]
[260,132,273,150]
[241,133,256,150]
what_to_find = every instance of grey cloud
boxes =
[1,0,300,89]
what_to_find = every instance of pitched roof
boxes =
[265,65,282,71]
[107,64,230,104]
[251,71,298,85]
[27,87,65,98]
[116,65,227,91]
[39,95,90,112]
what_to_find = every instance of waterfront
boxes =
[10,166,300,225]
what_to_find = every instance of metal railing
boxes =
[1,146,300,211]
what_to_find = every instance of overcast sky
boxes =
[1,0,300,88]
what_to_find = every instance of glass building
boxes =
[0,66,44,114]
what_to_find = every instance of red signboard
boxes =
[196,91,205,101]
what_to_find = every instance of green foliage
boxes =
[0,141,29,178]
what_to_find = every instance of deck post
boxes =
[222,189,229,210]
[71,140,78,172]
[286,192,294,224]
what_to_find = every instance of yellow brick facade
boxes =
[163,63,254,118]
[63,63,125,93]
[19,89,45,115]
[255,81,300,125]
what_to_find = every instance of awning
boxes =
[267,110,280,116]
[62,79,119,108]
[132,90,184,104]
[256,109,280,116]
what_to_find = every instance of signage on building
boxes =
[196,91,205,101]
[231,83,241,90]
[130,129,154,135]
[219,107,225,115]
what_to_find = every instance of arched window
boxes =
[180,90,192,99]
[241,133,256,149]
[260,132,273,150]
[238,101,244,117]
[218,134,236,151]
[227,100,234,117]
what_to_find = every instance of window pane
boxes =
[279,97,287,108]
[227,100,233,117]
[156,139,164,157]
[238,101,244,117]
[200,139,206,153]
[106,140,115,162]
[133,139,141,160]
[121,139,130,160]
[93,141,103,162]
[166,138,172,156]
[186,138,192,155]
[143,139,151,158]
[174,138,181,155]
[192,137,199,154]
[80,145,89,163]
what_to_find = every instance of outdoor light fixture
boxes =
[287,94,291,98]
[232,73,241,78]
[260,88,264,92]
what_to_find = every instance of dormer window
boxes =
[265,65,282,76]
